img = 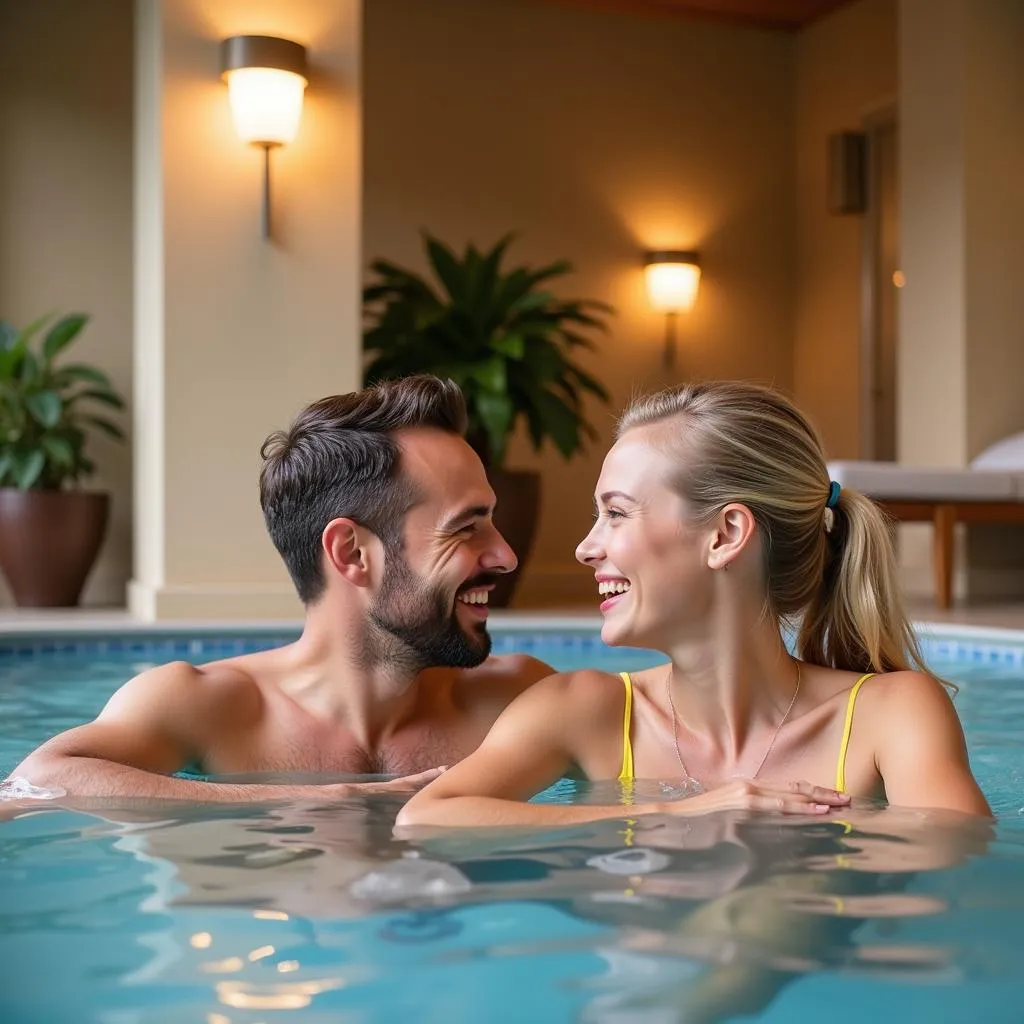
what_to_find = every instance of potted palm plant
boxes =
[0,313,126,607]
[363,233,612,606]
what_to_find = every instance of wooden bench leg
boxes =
[933,504,956,609]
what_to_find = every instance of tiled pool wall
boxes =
[0,623,1023,666]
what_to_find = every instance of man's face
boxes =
[367,429,517,671]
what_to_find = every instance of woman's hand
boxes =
[664,779,852,816]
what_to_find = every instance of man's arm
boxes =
[8,662,439,802]
[874,671,992,817]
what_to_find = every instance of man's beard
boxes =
[366,552,494,673]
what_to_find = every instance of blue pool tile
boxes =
[1,627,1023,674]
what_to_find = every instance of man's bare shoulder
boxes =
[441,654,555,721]
[100,656,265,726]
[455,652,554,693]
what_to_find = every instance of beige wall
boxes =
[0,0,135,608]
[900,0,1024,466]
[900,0,1024,599]
[364,0,796,605]
[4,0,1012,615]
[793,0,896,458]
[898,0,968,470]
[130,0,363,619]
[963,0,1024,460]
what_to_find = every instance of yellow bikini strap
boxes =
[835,672,876,793]
[618,672,635,784]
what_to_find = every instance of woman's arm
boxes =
[874,672,992,817]
[397,672,851,830]
[398,672,656,829]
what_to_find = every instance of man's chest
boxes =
[204,714,481,777]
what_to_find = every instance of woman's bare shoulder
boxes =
[504,666,634,724]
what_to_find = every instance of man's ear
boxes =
[322,518,378,587]
[707,503,757,570]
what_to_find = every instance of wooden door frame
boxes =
[859,101,899,460]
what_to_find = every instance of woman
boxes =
[399,381,991,828]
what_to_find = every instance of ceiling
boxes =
[549,0,855,31]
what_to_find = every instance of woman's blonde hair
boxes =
[617,380,929,676]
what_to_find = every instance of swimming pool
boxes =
[1,625,1023,1023]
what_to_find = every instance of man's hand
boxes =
[322,767,448,798]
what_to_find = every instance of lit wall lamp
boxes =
[644,250,701,369]
[220,35,309,240]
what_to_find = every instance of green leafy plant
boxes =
[363,233,613,468]
[0,313,126,490]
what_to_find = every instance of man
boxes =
[9,376,553,801]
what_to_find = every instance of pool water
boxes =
[1,628,1024,1023]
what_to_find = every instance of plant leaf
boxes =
[14,449,45,489]
[362,234,614,465]
[491,332,525,360]
[476,392,515,466]
[42,313,87,363]
[69,388,125,410]
[522,338,567,383]
[50,364,113,388]
[533,390,582,460]
[80,414,126,441]
[0,321,17,352]
[0,451,12,484]
[18,351,40,385]
[41,435,75,465]
[0,337,25,378]
[566,364,611,402]
[26,389,62,427]
[14,313,52,351]
[469,356,507,394]
[424,234,467,305]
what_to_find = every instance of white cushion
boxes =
[827,460,1019,501]
[971,432,1024,470]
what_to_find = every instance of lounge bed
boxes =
[828,434,1024,609]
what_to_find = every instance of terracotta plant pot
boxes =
[487,468,541,609]
[0,489,110,607]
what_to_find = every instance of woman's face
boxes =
[575,426,713,649]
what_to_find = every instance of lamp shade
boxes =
[644,251,701,313]
[221,36,308,147]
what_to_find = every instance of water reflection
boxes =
[0,780,1012,1023]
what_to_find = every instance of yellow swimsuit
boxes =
[617,670,876,792]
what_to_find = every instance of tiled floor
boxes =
[1,601,1024,635]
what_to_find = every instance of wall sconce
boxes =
[644,250,701,369]
[220,35,309,240]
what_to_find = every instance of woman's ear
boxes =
[707,503,757,570]
[322,518,377,588]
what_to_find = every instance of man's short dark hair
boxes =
[259,375,468,604]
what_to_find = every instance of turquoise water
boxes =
[1,629,1023,1023]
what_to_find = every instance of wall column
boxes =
[899,0,1024,601]
[131,0,362,620]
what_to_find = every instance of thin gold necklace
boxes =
[664,660,802,791]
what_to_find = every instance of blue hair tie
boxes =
[826,480,841,509]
